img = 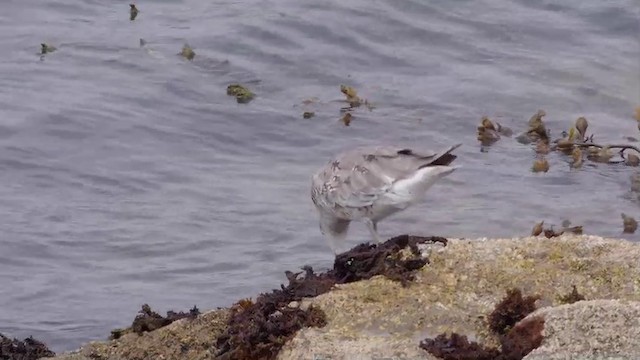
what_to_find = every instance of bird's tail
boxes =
[390,144,461,203]
[420,143,462,168]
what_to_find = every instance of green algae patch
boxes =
[226,84,255,104]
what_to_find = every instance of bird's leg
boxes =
[327,236,340,255]
[363,218,383,244]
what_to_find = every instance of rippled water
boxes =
[1,0,639,352]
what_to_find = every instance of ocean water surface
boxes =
[0,0,639,352]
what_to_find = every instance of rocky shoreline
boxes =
[4,234,640,360]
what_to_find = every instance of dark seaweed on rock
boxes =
[421,288,544,360]
[128,304,200,336]
[214,267,331,360]
[499,316,545,359]
[0,333,55,360]
[420,318,544,360]
[420,332,500,360]
[489,288,540,335]
[557,285,586,305]
[333,234,447,286]
[215,234,443,360]
[215,298,326,360]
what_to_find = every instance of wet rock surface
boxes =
[523,300,640,360]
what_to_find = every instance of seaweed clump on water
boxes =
[129,4,139,21]
[421,287,544,360]
[226,84,255,104]
[179,43,196,60]
[622,213,638,234]
[476,116,513,149]
[215,234,443,360]
[40,43,56,55]
[110,304,200,339]
[0,333,55,360]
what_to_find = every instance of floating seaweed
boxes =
[546,115,640,166]
[515,110,549,145]
[508,110,640,171]
[586,145,613,163]
[570,147,583,169]
[477,116,514,147]
[477,116,501,146]
[532,157,549,173]
[226,84,255,104]
[534,140,550,155]
[302,111,315,119]
[575,117,588,140]
[626,153,640,167]
[179,43,195,60]
[622,213,638,234]
[129,4,139,21]
[339,85,374,111]
[341,112,352,126]
[40,43,56,55]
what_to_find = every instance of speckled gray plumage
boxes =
[311,143,461,252]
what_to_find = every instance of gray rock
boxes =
[524,299,640,360]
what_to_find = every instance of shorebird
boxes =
[311,143,461,253]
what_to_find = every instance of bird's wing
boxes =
[313,144,460,209]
